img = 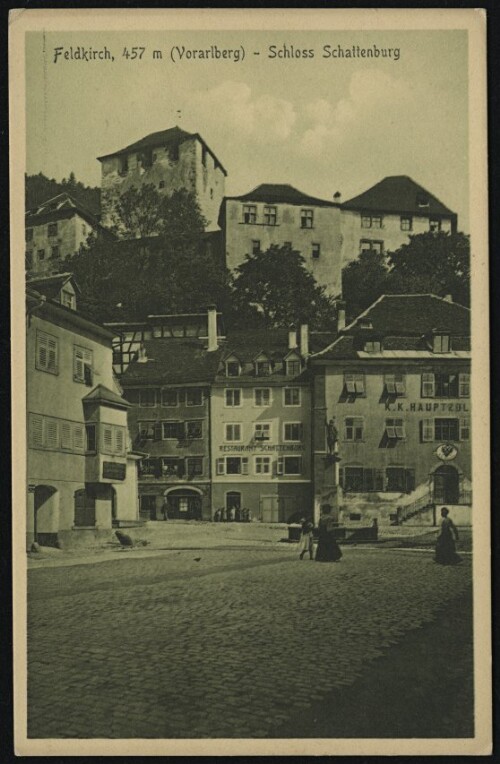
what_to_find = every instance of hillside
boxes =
[25,172,101,216]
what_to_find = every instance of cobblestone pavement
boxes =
[27,546,472,739]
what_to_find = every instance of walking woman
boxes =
[435,507,461,565]
[315,505,342,562]
[297,517,314,560]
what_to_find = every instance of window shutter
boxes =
[459,418,470,441]
[102,425,113,452]
[421,418,434,442]
[216,458,225,475]
[459,373,470,398]
[114,427,124,454]
[45,419,59,449]
[30,415,44,448]
[61,421,72,450]
[241,457,249,475]
[277,457,284,475]
[74,347,84,381]
[73,424,85,452]
[38,336,48,368]
[405,469,416,493]
[153,422,162,441]
[46,337,57,371]
[421,373,435,398]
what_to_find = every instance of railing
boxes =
[396,493,433,524]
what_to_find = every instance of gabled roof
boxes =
[342,176,456,218]
[313,295,470,361]
[97,126,227,175]
[25,192,101,229]
[120,338,223,386]
[26,272,81,301]
[83,384,131,409]
[224,183,339,208]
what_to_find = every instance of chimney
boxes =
[333,191,342,203]
[300,323,309,358]
[288,324,298,350]
[137,342,148,363]
[207,304,218,352]
[337,301,346,331]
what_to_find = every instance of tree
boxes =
[341,249,389,322]
[230,245,338,329]
[386,231,470,307]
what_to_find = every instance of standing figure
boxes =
[229,506,236,523]
[220,506,226,523]
[435,507,461,565]
[297,517,314,560]
[326,418,338,456]
[315,505,342,562]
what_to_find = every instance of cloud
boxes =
[299,69,411,156]
[191,80,296,143]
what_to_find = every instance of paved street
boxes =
[28,542,472,739]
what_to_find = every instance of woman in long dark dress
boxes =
[315,505,342,562]
[435,507,461,565]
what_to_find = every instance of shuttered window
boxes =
[114,427,125,455]
[421,373,435,398]
[36,331,58,374]
[459,373,470,398]
[421,419,434,442]
[74,346,93,385]
[61,422,72,450]
[30,415,44,448]
[45,419,59,449]
[73,424,85,452]
[102,426,113,453]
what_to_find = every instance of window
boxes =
[417,194,429,208]
[385,418,406,440]
[254,422,271,441]
[278,456,302,475]
[139,389,156,407]
[284,387,301,406]
[421,373,435,398]
[49,246,59,259]
[226,361,240,377]
[433,334,450,353]
[311,243,320,259]
[286,359,301,376]
[255,359,272,376]
[140,458,158,477]
[61,289,75,309]
[284,423,303,442]
[102,425,113,453]
[429,218,442,232]
[384,373,406,396]
[73,346,93,385]
[360,240,383,254]
[163,421,183,440]
[342,466,364,492]
[225,388,241,407]
[400,216,413,231]
[161,389,178,407]
[186,457,203,477]
[37,249,45,261]
[435,418,459,441]
[45,418,59,450]
[186,388,203,406]
[225,423,241,442]
[100,425,125,455]
[48,222,58,237]
[162,457,183,477]
[114,428,125,455]
[264,206,277,226]
[421,418,434,442]
[344,373,365,396]
[251,240,261,255]
[243,205,257,224]
[218,457,249,475]
[159,180,165,189]
[361,214,382,229]
[386,467,415,493]
[435,373,459,398]
[344,417,364,442]
[137,421,155,440]
[364,340,381,352]
[301,209,313,228]
[459,417,470,441]
[85,424,96,452]
[36,331,58,374]
[26,228,33,242]
[255,456,271,475]
[186,420,203,439]
[254,388,271,407]
[340,467,385,493]
[459,373,470,397]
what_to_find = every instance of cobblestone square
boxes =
[27,541,473,739]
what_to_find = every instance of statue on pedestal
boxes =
[326,417,338,456]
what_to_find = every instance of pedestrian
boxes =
[229,506,235,523]
[220,507,226,523]
[235,507,241,523]
[247,508,252,523]
[161,502,168,521]
[214,508,219,522]
[435,507,461,565]
[315,505,342,562]
[297,517,314,560]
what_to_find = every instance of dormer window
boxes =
[358,319,373,330]
[433,334,450,353]
[226,360,241,377]
[255,359,272,377]
[417,193,429,208]
[364,340,381,352]
[286,358,301,376]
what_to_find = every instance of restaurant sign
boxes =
[219,444,305,453]
[103,461,126,480]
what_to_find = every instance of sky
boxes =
[26,29,469,229]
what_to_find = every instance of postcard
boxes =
[10,8,490,756]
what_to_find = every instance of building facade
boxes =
[220,184,343,297]
[311,295,471,526]
[340,176,458,264]
[25,193,104,276]
[98,126,227,233]
[26,275,140,549]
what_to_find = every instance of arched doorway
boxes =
[433,465,460,504]
[164,488,202,520]
[34,485,59,546]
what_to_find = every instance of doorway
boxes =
[34,485,59,546]
[165,488,202,520]
[433,465,460,504]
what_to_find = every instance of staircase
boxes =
[394,494,435,526]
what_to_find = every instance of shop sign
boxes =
[103,461,126,480]
[435,443,458,461]
[386,402,469,413]
[219,444,305,453]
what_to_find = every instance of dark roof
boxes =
[97,126,227,176]
[342,176,456,218]
[26,192,101,229]
[82,384,131,410]
[120,338,223,386]
[224,184,339,208]
[26,272,81,301]
[314,295,470,360]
